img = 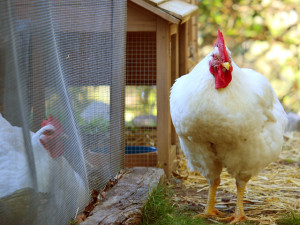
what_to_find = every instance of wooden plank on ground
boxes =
[81,167,165,225]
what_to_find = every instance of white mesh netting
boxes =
[0,1,126,224]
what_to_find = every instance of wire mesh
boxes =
[0,0,126,224]
[125,32,158,167]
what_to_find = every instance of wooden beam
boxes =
[130,0,180,24]
[146,0,168,6]
[158,0,198,23]
[127,23,156,32]
[170,27,179,147]
[170,23,178,35]
[156,18,173,177]
[179,22,188,76]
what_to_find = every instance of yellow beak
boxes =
[221,62,230,70]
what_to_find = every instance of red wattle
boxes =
[49,142,64,158]
[40,139,64,158]
[209,30,233,89]
[209,60,232,89]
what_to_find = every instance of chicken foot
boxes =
[195,177,225,219]
[220,182,247,224]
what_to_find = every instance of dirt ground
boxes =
[169,132,300,225]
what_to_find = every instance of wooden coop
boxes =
[125,0,198,177]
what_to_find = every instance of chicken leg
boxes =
[229,183,247,224]
[218,182,248,224]
[195,177,225,218]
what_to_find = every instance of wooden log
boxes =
[81,167,165,225]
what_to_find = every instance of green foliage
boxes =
[142,185,207,225]
[198,0,300,112]
[277,211,300,225]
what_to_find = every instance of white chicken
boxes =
[0,114,89,211]
[170,30,287,223]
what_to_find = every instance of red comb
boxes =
[41,114,65,133]
[214,30,229,62]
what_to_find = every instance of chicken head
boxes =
[209,30,233,89]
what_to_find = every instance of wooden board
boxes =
[129,0,197,24]
[127,2,157,31]
[146,0,168,6]
[170,28,179,146]
[81,167,165,225]
[179,22,188,76]
[130,0,180,24]
[158,0,198,23]
[156,17,173,177]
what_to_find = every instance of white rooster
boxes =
[170,30,287,224]
[0,114,89,223]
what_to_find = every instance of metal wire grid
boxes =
[125,32,158,167]
[0,0,126,224]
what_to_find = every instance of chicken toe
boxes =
[195,208,226,219]
[229,214,247,224]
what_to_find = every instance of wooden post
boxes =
[170,26,179,148]
[170,26,179,173]
[179,22,188,76]
[156,18,175,177]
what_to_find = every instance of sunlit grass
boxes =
[142,185,208,225]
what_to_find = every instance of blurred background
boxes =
[197,0,300,113]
